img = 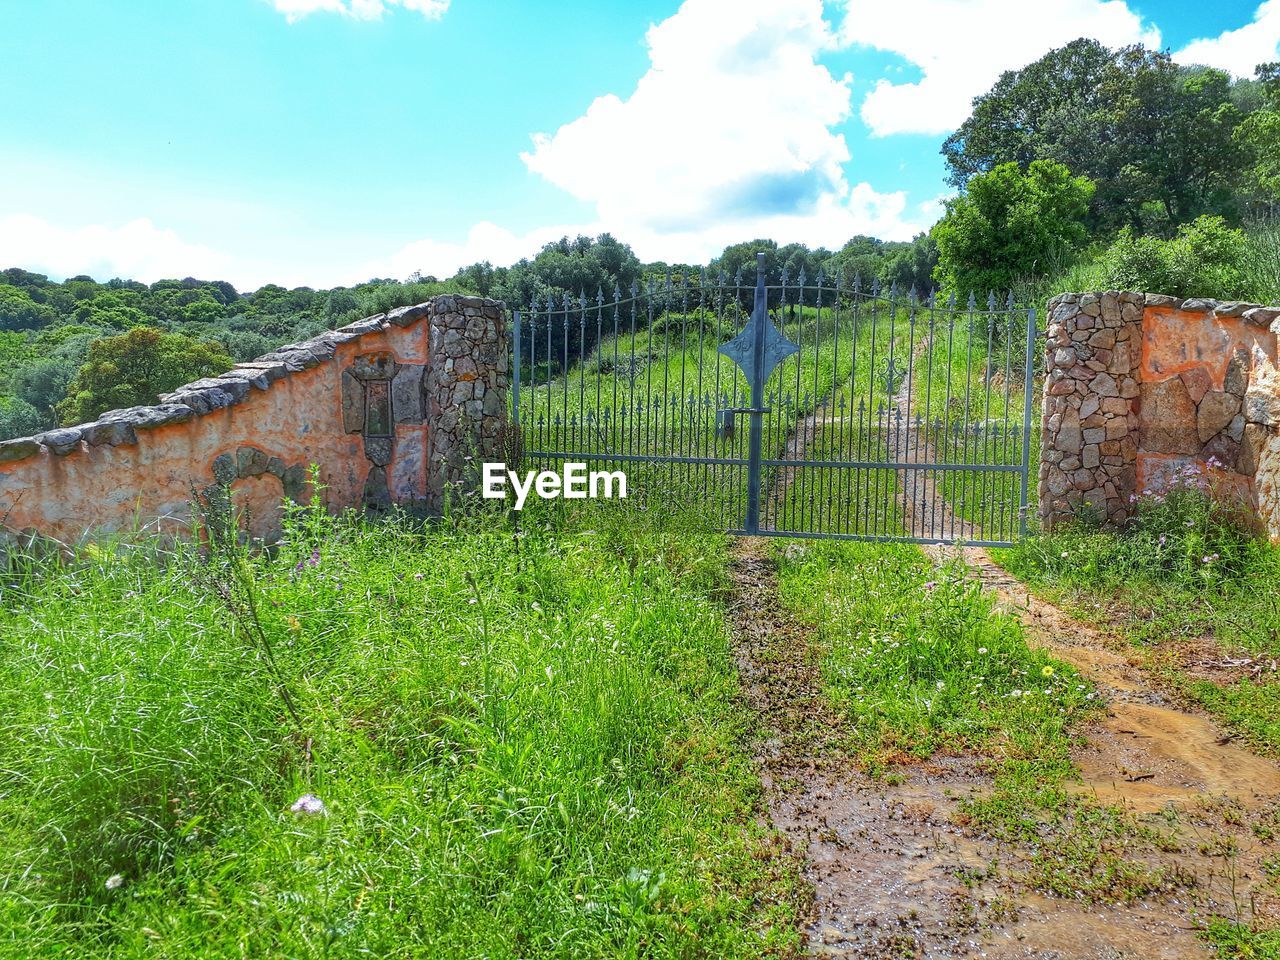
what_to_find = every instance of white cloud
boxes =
[1176,0,1280,76]
[269,0,449,23]
[511,0,928,267]
[842,0,1160,136]
[0,215,238,285]
[367,220,589,280]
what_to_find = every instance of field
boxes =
[4,295,1280,958]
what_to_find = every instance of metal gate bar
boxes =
[510,253,1037,545]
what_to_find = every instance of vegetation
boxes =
[1002,476,1280,759]
[0,494,807,959]
[932,159,1094,299]
[56,327,233,425]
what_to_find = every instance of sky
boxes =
[1,0,1278,291]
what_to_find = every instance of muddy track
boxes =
[728,367,1280,957]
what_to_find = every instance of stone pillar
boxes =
[425,295,509,510]
[1039,292,1142,529]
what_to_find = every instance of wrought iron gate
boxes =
[510,253,1037,546]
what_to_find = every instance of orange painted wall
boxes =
[0,321,428,545]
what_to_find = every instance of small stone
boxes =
[212,453,238,485]
[1144,294,1181,308]
[81,418,137,447]
[1180,368,1212,405]
[1092,373,1119,397]
[1242,306,1280,327]
[0,438,40,462]
[34,427,82,455]
[386,303,430,327]
[1214,301,1249,317]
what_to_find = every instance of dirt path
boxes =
[729,539,1223,958]
[727,369,1280,957]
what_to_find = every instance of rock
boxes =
[212,453,238,485]
[1239,423,1270,476]
[1180,367,1212,405]
[1144,294,1182,308]
[1180,298,1216,312]
[341,369,365,433]
[0,438,40,462]
[1092,372,1119,397]
[386,304,430,327]
[1243,306,1280,327]
[1197,391,1241,442]
[34,427,82,455]
[1224,348,1249,397]
[237,446,270,478]
[81,418,137,447]
[364,436,394,467]
[1141,377,1199,455]
[1213,301,1249,317]
[363,465,392,509]
[392,364,425,423]
[1202,432,1240,465]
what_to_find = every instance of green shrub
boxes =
[1098,215,1249,299]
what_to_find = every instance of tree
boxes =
[0,396,45,441]
[1097,215,1250,299]
[11,358,76,419]
[56,327,233,426]
[0,284,57,331]
[931,160,1095,297]
[943,40,1249,233]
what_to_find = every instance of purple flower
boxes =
[308,547,320,568]
[923,581,937,591]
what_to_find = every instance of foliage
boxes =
[0,509,806,958]
[56,326,233,425]
[1097,215,1250,299]
[0,396,45,439]
[932,160,1095,298]
[1001,477,1280,757]
[943,40,1249,234]
[775,540,1092,766]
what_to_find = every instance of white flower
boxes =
[105,873,125,891]
[936,680,945,691]
[290,793,328,817]
[977,647,988,655]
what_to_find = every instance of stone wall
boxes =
[1041,292,1280,540]
[0,295,507,546]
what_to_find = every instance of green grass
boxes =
[0,498,806,959]
[771,538,1199,905]
[1000,483,1280,758]
[772,539,1092,768]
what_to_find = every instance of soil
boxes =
[726,372,1280,957]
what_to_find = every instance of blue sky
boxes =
[0,0,1276,290]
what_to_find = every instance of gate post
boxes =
[425,295,509,512]
[744,253,768,534]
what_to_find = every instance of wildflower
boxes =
[977,647,988,655]
[287,615,302,632]
[923,581,937,591]
[1202,553,1218,564]
[1158,535,1167,546]
[1041,665,1055,678]
[290,793,328,817]
[936,680,945,691]
[105,873,125,891]
[414,572,424,581]
[308,547,320,568]
[1060,551,1069,559]
[1206,455,1224,470]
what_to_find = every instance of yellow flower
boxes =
[287,616,302,632]
[1041,665,1055,677]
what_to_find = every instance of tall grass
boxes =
[0,499,804,958]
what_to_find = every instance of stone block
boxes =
[1197,391,1241,442]
[1180,368,1212,405]
[0,438,40,462]
[1141,377,1199,455]
[34,427,82,455]
[392,364,425,424]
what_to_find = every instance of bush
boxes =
[0,396,47,440]
[1098,215,1249,299]
[1017,463,1266,590]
